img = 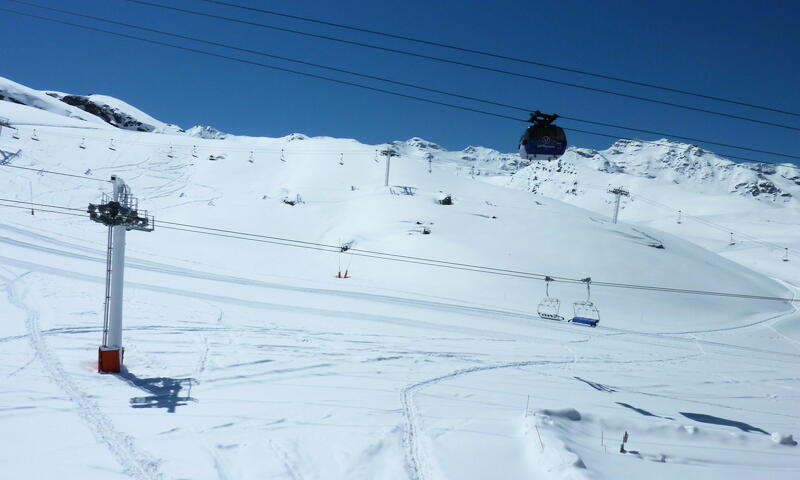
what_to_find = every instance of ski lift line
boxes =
[3,124,372,153]
[113,213,800,301]
[150,224,800,304]
[632,194,780,243]
[0,199,796,303]
[157,225,567,282]
[2,190,799,269]
[16,2,800,162]
[154,218,549,278]
[0,163,110,182]
[11,118,800,172]
[578,184,798,256]
[116,0,800,133]
[631,194,800,255]
[0,197,551,279]
[0,202,87,218]
[6,7,800,171]
[198,0,800,119]
[0,198,86,213]
[157,222,799,302]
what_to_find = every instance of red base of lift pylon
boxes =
[98,347,124,373]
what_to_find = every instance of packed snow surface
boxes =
[1,79,799,479]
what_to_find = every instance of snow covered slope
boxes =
[497,140,800,283]
[1,75,223,136]
[1,80,799,480]
[0,77,110,127]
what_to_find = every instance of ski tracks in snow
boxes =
[269,440,308,480]
[399,347,714,480]
[5,272,165,480]
[400,360,566,480]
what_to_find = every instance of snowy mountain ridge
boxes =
[396,137,800,203]
[0,75,220,137]
[4,75,798,206]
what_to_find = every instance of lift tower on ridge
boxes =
[607,186,630,224]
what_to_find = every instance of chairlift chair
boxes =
[571,277,600,327]
[537,276,565,321]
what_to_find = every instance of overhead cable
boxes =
[198,0,800,119]
[0,198,795,304]
[7,1,800,162]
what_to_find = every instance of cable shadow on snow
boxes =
[680,412,769,434]
[117,369,197,413]
[616,401,675,420]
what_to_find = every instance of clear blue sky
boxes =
[2,0,799,164]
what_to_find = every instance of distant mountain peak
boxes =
[185,125,228,140]
[509,139,796,202]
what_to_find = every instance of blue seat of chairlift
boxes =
[571,316,599,327]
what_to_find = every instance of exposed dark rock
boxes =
[57,95,156,132]
[0,94,25,105]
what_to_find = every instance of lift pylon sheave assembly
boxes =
[88,175,154,373]
[571,277,600,327]
[537,276,565,321]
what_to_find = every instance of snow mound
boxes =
[536,408,583,421]
[771,432,797,446]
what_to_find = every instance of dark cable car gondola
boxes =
[518,111,567,161]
